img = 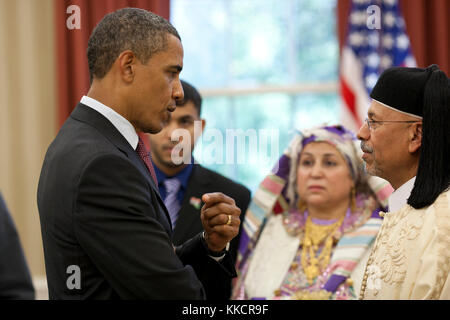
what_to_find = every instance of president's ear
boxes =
[116,50,136,83]
[408,122,422,153]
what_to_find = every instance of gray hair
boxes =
[87,8,180,82]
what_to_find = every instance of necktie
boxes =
[163,178,181,229]
[136,137,157,184]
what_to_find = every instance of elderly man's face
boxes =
[357,100,417,186]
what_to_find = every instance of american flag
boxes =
[340,0,416,132]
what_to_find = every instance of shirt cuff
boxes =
[201,232,230,261]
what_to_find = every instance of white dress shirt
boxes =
[388,176,416,212]
[80,95,138,149]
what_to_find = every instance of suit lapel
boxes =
[70,104,172,234]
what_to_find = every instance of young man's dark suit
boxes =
[169,165,251,299]
[37,104,236,299]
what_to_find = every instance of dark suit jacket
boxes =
[0,193,35,299]
[37,103,236,299]
[171,165,251,299]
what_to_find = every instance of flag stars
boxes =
[384,0,396,6]
[344,0,416,98]
[367,32,380,47]
[367,53,380,68]
[349,32,365,46]
[404,55,417,67]
[396,34,410,49]
[383,12,396,27]
[381,55,393,68]
[350,11,366,25]
[382,34,394,49]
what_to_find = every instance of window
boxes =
[171,0,339,192]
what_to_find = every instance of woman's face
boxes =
[296,142,354,210]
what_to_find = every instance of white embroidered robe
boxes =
[361,190,450,299]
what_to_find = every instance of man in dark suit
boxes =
[0,193,35,299]
[148,80,251,299]
[37,8,241,299]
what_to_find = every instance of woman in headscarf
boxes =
[232,125,393,300]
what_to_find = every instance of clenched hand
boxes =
[200,192,241,252]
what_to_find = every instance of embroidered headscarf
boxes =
[284,125,367,210]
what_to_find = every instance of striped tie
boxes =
[163,178,181,229]
[136,137,157,184]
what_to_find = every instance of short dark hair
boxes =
[176,80,202,116]
[87,8,180,82]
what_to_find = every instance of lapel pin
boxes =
[189,196,202,210]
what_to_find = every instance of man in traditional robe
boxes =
[357,64,450,299]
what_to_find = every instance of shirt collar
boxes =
[80,95,139,150]
[154,160,194,189]
[388,176,416,212]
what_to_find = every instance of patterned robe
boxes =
[361,190,450,299]
[232,194,383,300]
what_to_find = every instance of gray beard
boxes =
[364,162,383,178]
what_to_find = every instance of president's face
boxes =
[127,34,184,134]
